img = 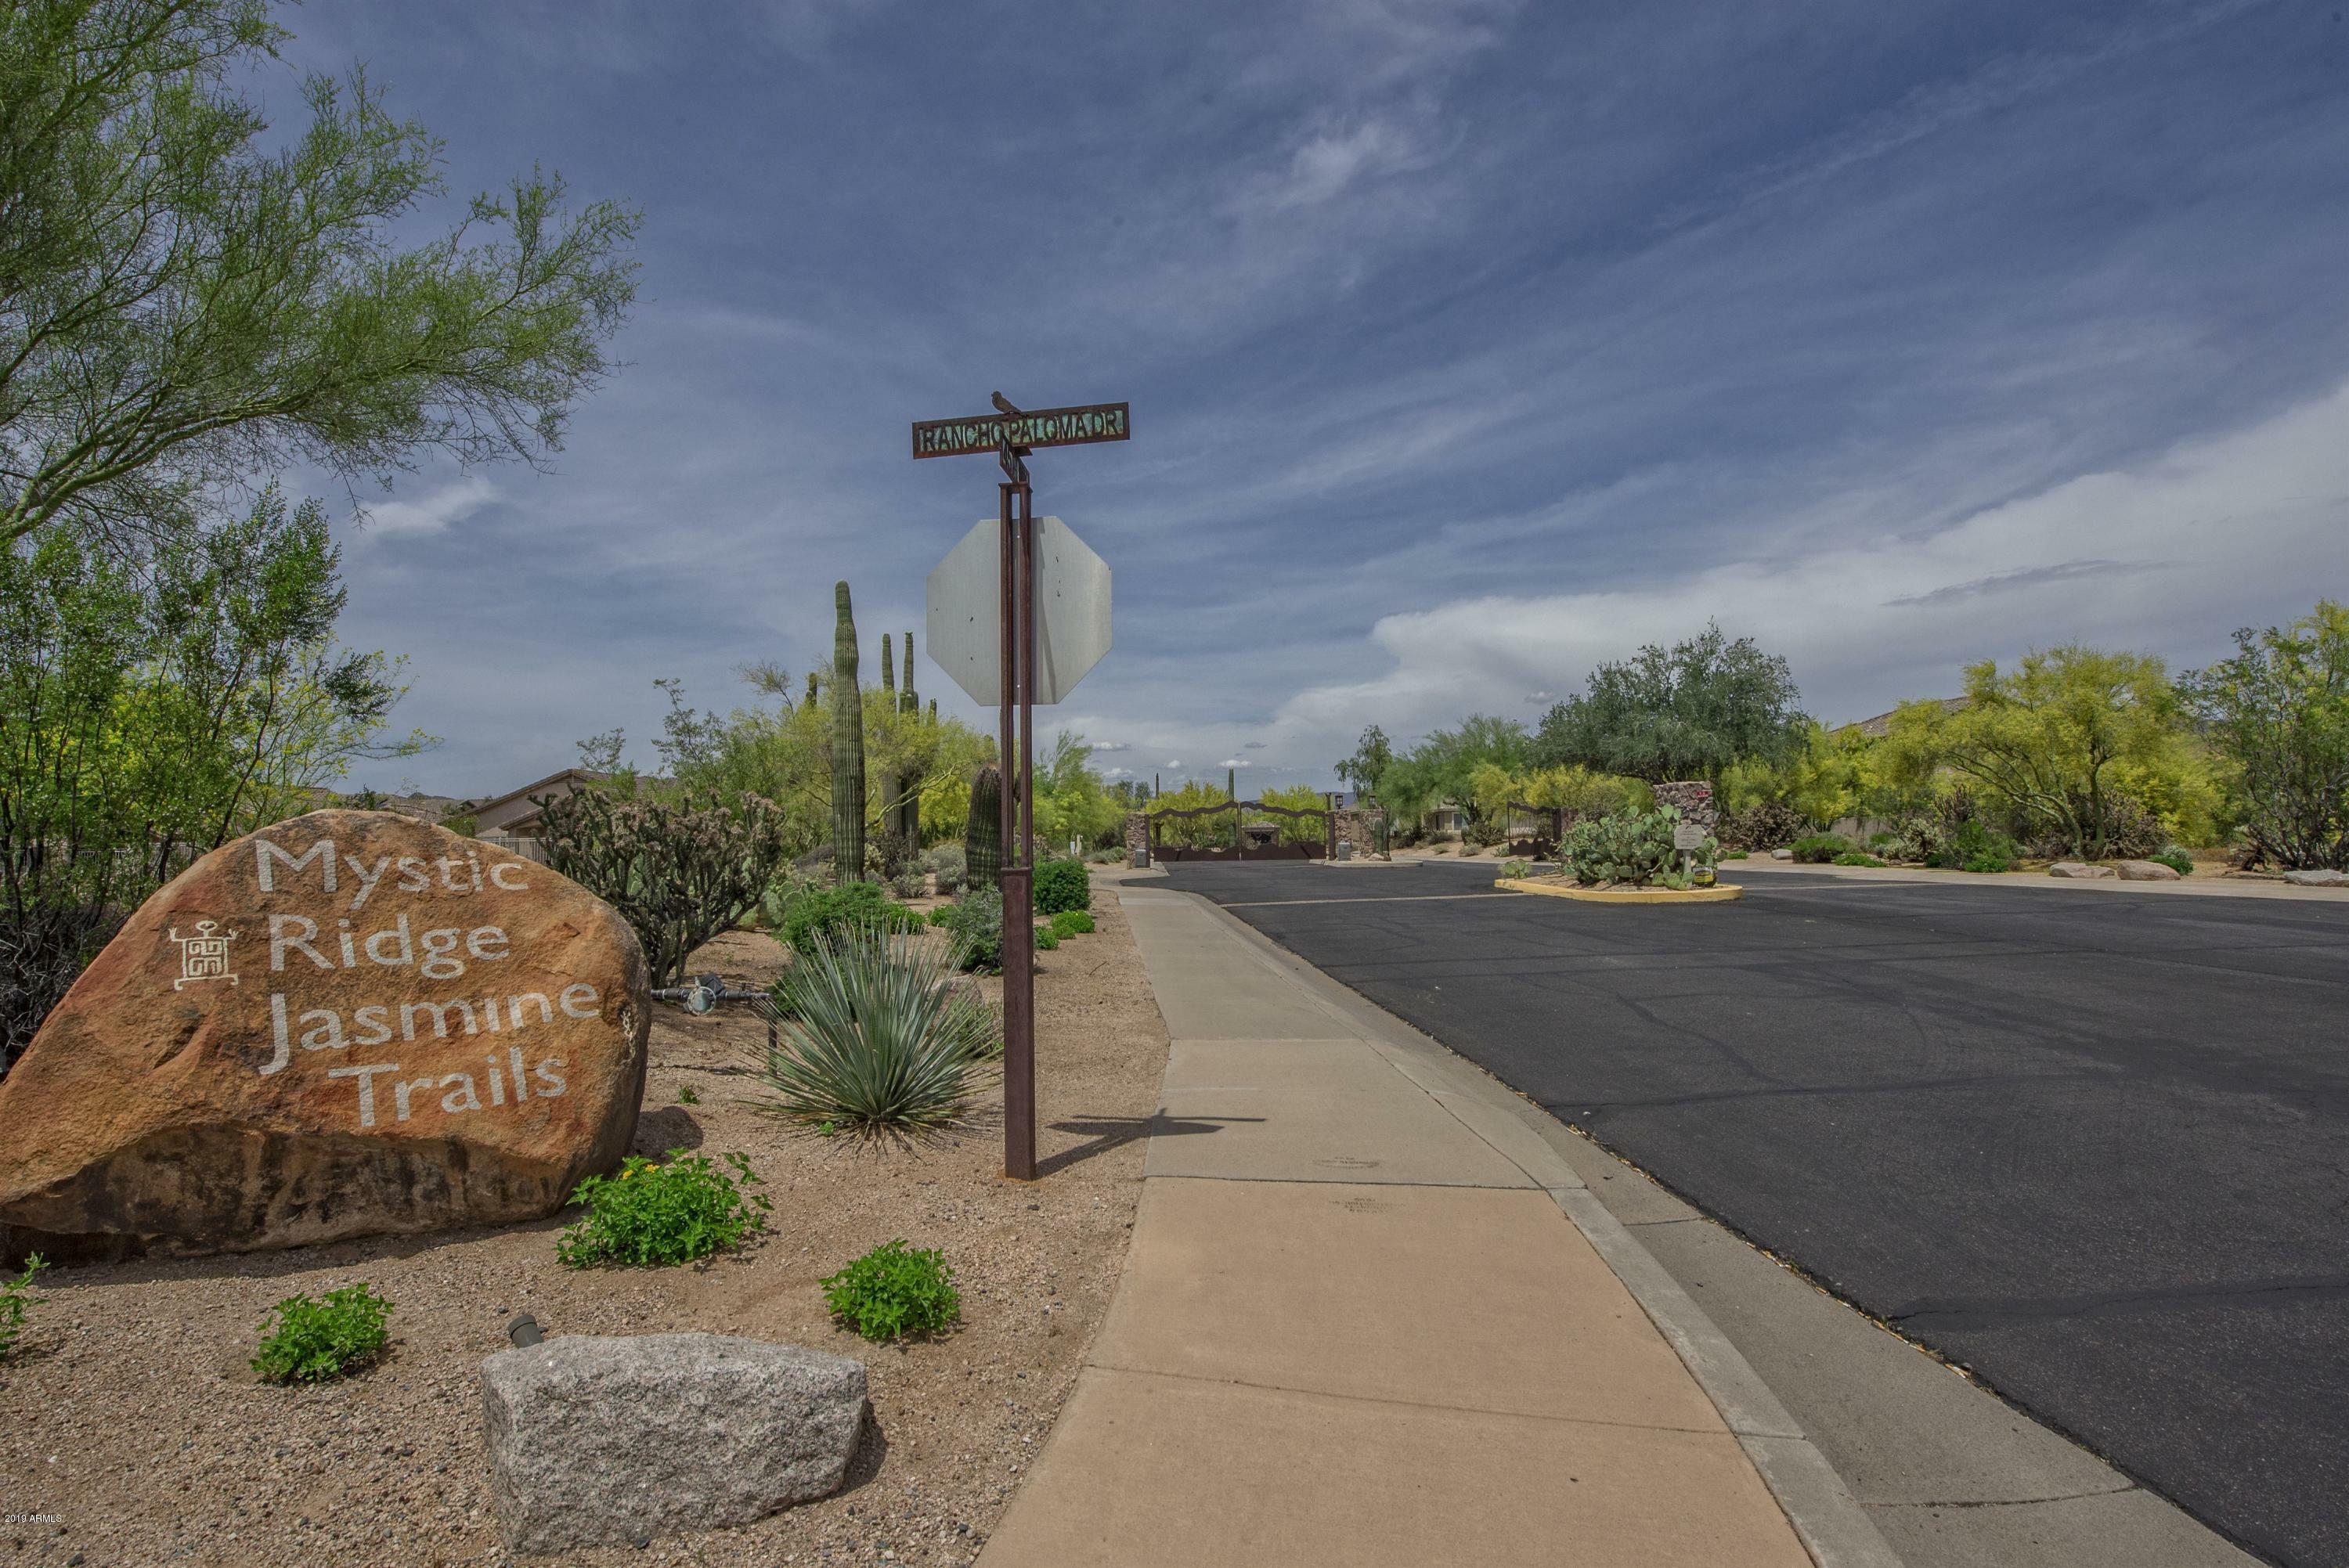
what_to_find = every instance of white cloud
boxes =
[1232,116,1437,213]
[1219,757,1254,769]
[1092,741,1133,752]
[361,477,498,537]
[1272,376,2349,754]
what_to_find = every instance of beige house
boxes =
[466,769,607,860]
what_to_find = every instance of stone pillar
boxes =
[1331,808,1387,860]
[1124,812,1150,868]
[1653,781,1716,834]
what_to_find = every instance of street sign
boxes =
[926,516,1110,706]
[1672,823,1709,852]
[911,390,1127,1185]
[911,402,1130,461]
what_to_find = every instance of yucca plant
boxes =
[755,925,1001,1137]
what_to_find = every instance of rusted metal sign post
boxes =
[915,395,1128,1181]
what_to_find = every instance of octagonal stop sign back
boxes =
[926,516,1111,706]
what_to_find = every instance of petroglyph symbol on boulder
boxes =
[168,920,241,989]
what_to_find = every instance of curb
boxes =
[1495,877,1745,904]
[1161,887,1901,1568]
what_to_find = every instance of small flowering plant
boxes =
[555,1149,770,1268]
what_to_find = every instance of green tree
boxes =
[1882,647,2211,860]
[651,667,992,865]
[2184,600,2349,870]
[1255,781,1333,846]
[1144,777,1236,850]
[1336,724,1392,798]
[1371,716,1529,827]
[1535,623,1806,784]
[1,0,640,550]
[1,489,425,1071]
[1034,731,1124,853]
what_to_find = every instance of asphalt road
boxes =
[1160,860,2349,1568]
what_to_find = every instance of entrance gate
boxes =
[1504,802,1564,861]
[1149,799,1334,862]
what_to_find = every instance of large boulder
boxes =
[2282,868,2348,887]
[2113,860,2181,881]
[0,810,648,1262]
[482,1334,868,1554]
[2048,862,2118,879]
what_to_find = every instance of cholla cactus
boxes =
[536,787,791,987]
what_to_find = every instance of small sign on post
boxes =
[1672,820,1708,881]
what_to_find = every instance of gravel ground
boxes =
[0,878,1168,1568]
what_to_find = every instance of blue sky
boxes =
[268,0,2349,798]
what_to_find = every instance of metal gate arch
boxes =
[1148,798,1334,862]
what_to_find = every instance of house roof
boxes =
[465,768,608,820]
[1840,696,1970,739]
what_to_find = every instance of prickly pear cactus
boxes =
[965,764,1004,891]
[831,581,866,879]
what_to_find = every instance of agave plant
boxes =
[756,925,1001,1137]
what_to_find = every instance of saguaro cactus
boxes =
[898,632,922,842]
[879,633,896,696]
[965,764,1004,890]
[830,582,866,879]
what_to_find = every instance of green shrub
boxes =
[755,926,1001,1135]
[926,903,954,928]
[251,1283,392,1383]
[1461,817,1507,848]
[1832,851,1887,867]
[821,1240,962,1341]
[1034,857,1091,917]
[1498,859,1531,880]
[1719,799,1809,852]
[1788,833,1850,863]
[0,1254,45,1358]
[2152,849,2194,874]
[944,887,1003,972]
[924,843,968,895]
[555,1151,770,1268]
[677,1084,699,1105]
[1034,924,1059,950]
[1049,908,1095,938]
[781,880,918,953]
[1935,819,2019,874]
[1558,806,1716,889]
[1720,849,1749,860]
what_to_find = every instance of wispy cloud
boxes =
[1885,558,2167,607]
[359,477,497,538]
[296,0,2349,797]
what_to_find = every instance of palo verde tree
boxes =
[0,0,640,552]
[0,486,427,1071]
[1535,622,1807,785]
[2184,600,2349,870]
[1882,645,2211,860]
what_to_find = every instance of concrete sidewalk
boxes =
[980,887,1894,1567]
